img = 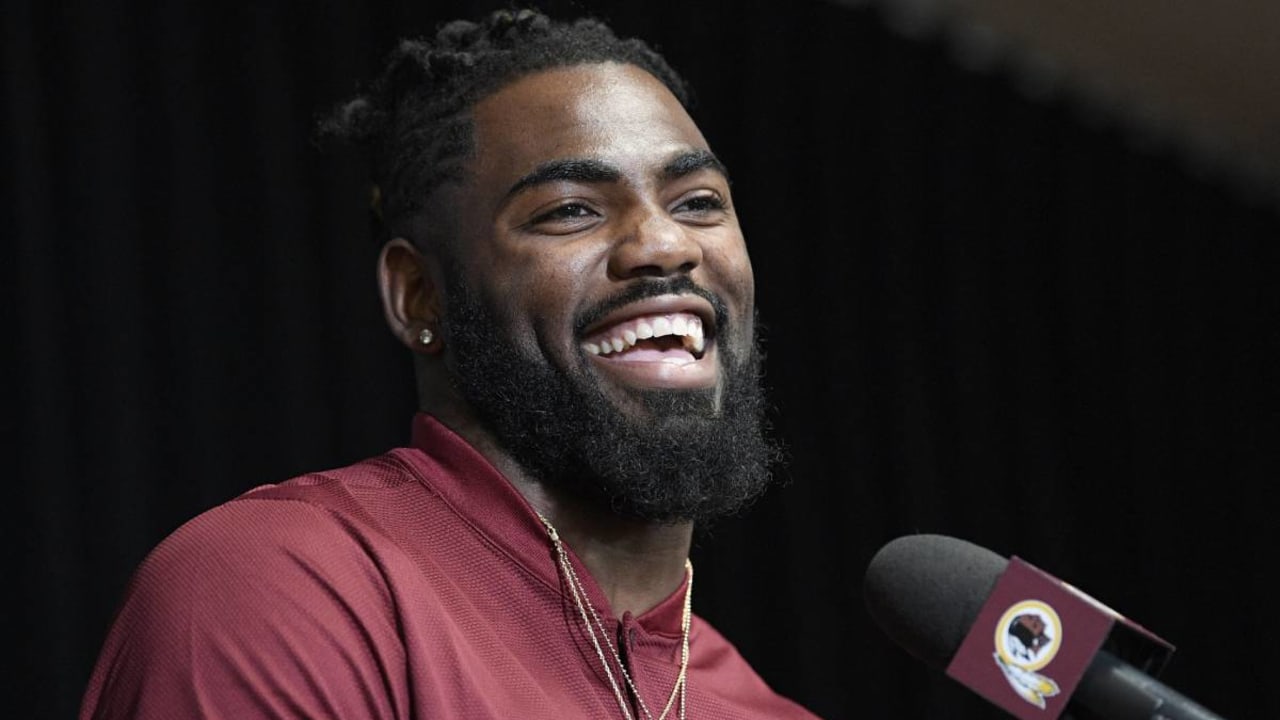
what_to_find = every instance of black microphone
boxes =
[863,534,1227,720]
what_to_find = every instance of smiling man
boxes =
[80,9,818,720]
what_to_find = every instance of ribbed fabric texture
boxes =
[80,414,821,719]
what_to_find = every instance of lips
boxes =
[583,312,706,359]
[579,295,719,389]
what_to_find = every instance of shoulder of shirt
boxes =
[236,448,425,501]
[130,450,430,591]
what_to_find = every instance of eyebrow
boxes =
[502,149,731,202]
[661,149,729,182]
[505,159,622,200]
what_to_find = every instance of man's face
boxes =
[451,62,753,412]
[429,62,774,522]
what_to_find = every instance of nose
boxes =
[606,205,703,279]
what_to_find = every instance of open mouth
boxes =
[578,296,719,389]
[582,312,706,363]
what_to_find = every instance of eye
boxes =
[527,202,601,234]
[536,203,594,221]
[672,193,728,220]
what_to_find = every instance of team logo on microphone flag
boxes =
[992,600,1062,708]
[947,558,1120,720]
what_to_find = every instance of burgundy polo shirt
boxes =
[81,414,821,719]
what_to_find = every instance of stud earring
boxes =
[418,328,434,346]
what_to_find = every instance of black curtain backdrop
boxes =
[7,1,1277,718]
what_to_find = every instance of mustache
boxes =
[573,276,730,338]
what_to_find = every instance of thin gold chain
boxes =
[538,514,692,720]
[558,543,691,720]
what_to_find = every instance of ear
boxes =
[377,237,444,355]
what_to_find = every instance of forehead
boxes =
[468,63,711,187]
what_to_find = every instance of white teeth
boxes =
[584,312,709,357]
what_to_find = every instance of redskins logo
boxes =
[992,600,1062,708]
[996,600,1061,670]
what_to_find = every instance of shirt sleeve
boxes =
[80,497,410,720]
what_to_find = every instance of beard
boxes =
[439,271,781,525]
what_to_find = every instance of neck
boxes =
[419,371,695,617]
[532,489,693,618]
[427,404,692,617]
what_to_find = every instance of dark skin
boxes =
[377,63,755,618]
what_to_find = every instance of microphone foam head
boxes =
[863,534,1008,670]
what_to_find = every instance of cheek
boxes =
[487,246,601,343]
[509,246,597,305]
[704,236,755,308]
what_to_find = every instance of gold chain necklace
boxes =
[537,514,692,720]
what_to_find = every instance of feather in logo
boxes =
[992,600,1063,709]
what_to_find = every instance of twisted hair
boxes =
[318,8,690,243]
